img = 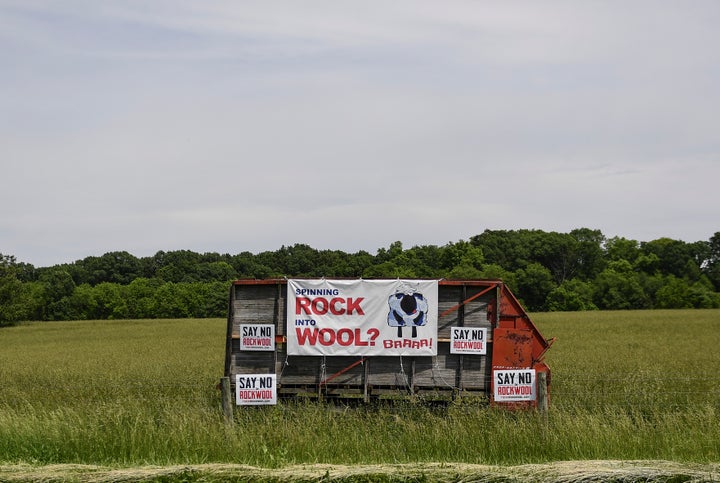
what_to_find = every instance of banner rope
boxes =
[398,356,412,393]
[279,355,290,379]
[320,355,327,397]
[432,356,458,390]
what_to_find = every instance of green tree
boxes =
[605,236,640,264]
[19,282,47,321]
[514,263,556,311]
[231,251,276,279]
[316,249,372,277]
[640,238,698,278]
[523,230,578,284]
[13,260,38,283]
[362,261,419,279]
[687,283,720,308]
[638,272,666,307]
[404,245,443,275]
[38,266,76,320]
[470,229,530,272]
[197,261,237,282]
[593,260,649,310]
[79,251,142,285]
[270,244,321,276]
[153,250,203,282]
[0,254,28,325]
[125,278,161,318]
[653,275,719,309]
[65,283,97,320]
[705,232,720,291]
[198,281,231,317]
[478,264,517,291]
[546,279,598,311]
[93,282,127,319]
[150,282,226,318]
[471,228,605,284]
[363,242,425,278]
[570,228,606,280]
[440,240,484,278]
[153,283,186,318]
[655,276,692,309]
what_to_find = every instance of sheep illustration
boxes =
[387,284,428,338]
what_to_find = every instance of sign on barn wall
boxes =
[239,324,275,351]
[450,327,487,354]
[236,374,277,405]
[494,369,536,402]
[287,279,438,356]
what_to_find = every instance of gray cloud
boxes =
[1,0,719,266]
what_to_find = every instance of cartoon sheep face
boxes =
[387,285,428,338]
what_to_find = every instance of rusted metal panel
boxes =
[489,284,554,408]
[492,327,534,368]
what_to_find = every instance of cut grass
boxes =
[2,461,719,483]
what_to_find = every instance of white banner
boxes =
[287,279,438,356]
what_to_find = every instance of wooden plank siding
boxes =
[226,279,499,401]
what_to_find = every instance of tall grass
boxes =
[1,311,719,466]
[535,310,720,411]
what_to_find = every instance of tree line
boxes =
[2,228,719,325]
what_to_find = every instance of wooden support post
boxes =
[537,371,548,413]
[220,377,234,424]
[363,359,370,403]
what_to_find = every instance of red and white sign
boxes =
[494,369,536,402]
[287,279,438,356]
[239,324,275,351]
[236,374,277,405]
[450,327,487,354]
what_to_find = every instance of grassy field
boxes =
[1,310,720,480]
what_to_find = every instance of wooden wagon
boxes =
[223,279,552,408]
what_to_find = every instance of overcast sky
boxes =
[2,1,718,267]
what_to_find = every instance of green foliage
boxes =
[0,254,39,326]
[443,241,484,279]
[2,230,720,321]
[688,284,720,308]
[470,229,530,271]
[71,251,143,285]
[592,260,650,310]
[125,277,162,318]
[569,228,607,280]
[478,263,517,291]
[655,276,694,309]
[471,228,606,284]
[640,237,706,279]
[546,279,597,311]
[605,236,640,263]
[515,263,556,311]
[706,232,720,291]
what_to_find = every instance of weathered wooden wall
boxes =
[225,280,498,401]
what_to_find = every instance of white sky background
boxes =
[1,1,719,267]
